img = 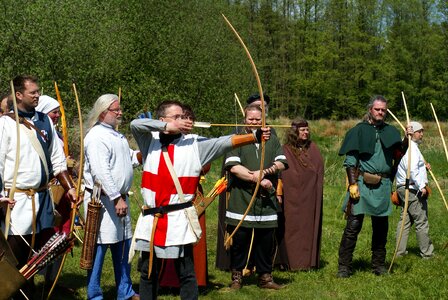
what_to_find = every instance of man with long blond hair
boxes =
[83,94,139,300]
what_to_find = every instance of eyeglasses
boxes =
[108,108,122,114]
[163,114,192,120]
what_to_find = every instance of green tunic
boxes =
[224,136,287,228]
[340,121,402,216]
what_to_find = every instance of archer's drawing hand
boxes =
[166,119,193,134]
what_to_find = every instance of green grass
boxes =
[36,119,448,299]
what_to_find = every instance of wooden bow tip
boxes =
[389,92,412,273]
[221,14,266,247]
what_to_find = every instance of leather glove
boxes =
[349,184,360,200]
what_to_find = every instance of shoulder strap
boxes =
[21,123,50,179]
[161,146,186,203]
[5,113,47,140]
[6,114,50,179]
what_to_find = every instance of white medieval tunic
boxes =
[0,112,67,235]
[83,122,135,244]
[130,119,234,258]
[396,140,428,191]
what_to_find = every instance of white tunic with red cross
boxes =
[133,132,202,246]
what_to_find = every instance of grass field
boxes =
[40,119,448,299]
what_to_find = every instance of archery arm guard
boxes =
[346,167,360,200]
[263,163,279,176]
[56,170,75,191]
[346,167,358,185]
[231,129,263,148]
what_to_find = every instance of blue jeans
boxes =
[87,239,136,300]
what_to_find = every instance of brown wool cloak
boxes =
[276,142,324,270]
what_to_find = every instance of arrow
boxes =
[194,121,291,129]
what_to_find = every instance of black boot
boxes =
[371,216,388,276]
[336,266,352,278]
[372,248,387,275]
[337,214,363,278]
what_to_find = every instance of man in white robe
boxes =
[0,75,76,298]
[83,94,139,300]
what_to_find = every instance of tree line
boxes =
[1,0,447,124]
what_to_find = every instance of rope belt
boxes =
[6,186,48,256]
[143,202,193,279]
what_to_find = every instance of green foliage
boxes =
[1,0,448,122]
[30,119,448,299]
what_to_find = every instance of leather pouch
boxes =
[391,191,401,206]
[50,183,65,205]
[363,172,381,185]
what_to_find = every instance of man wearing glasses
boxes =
[130,100,271,299]
[0,75,76,299]
[83,94,140,300]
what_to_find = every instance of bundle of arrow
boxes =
[19,232,74,280]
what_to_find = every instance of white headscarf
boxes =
[36,95,60,114]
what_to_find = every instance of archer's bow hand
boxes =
[67,188,82,208]
[249,170,264,183]
[406,125,414,136]
[258,127,271,141]
[0,196,16,209]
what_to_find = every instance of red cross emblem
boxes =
[141,144,199,245]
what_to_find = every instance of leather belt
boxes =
[360,171,390,178]
[141,202,192,216]
[397,185,419,194]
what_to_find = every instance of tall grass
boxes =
[39,119,448,299]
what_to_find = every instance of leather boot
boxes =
[230,270,242,289]
[258,273,283,290]
[371,216,388,276]
[372,249,387,275]
[337,266,352,278]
